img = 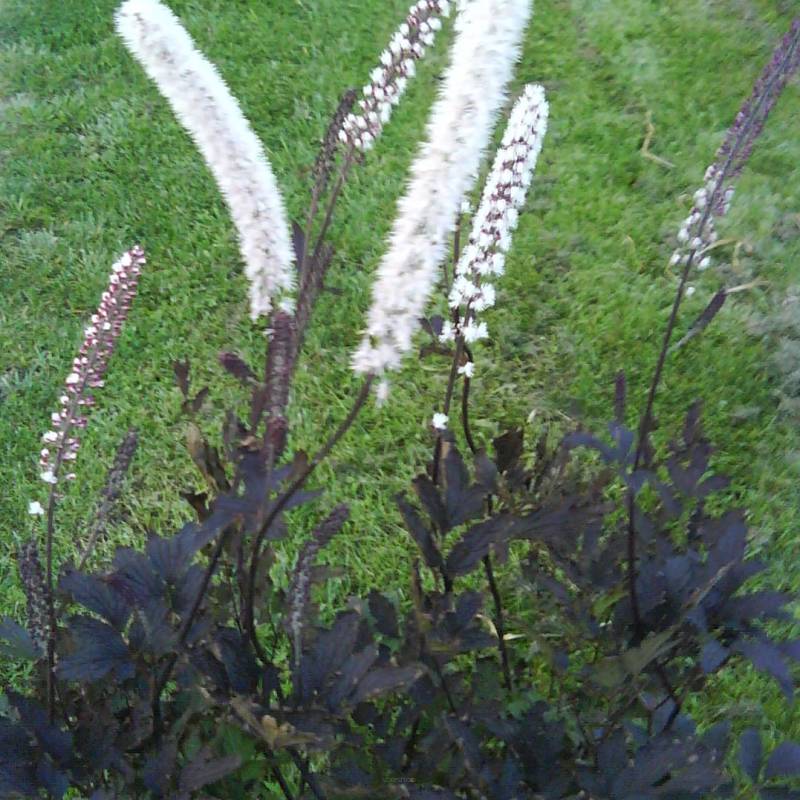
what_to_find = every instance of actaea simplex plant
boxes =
[4,3,800,798]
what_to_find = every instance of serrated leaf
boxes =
[59,569,130,630]
[734,638,794,700]
[327,645,378,709]
[0,618,41,660]
[765,742,800,780]
[57,616,133,683]
[214,629,259,694]
[350,664,425,706]
[299,611,360,702]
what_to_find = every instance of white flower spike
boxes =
[115,0,294,319]
[353,0,535,379]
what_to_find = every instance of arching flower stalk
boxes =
[670,18,800,272]
[352,0,534,382]
[115,0,294,319]
[443,83,549,359]
[340,0,451,151]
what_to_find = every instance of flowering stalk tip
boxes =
[37,246,145,490]
[352,0,534,381]
[671,18,800,271]
[446,83,549,344]
[341,0,451,151]
[115,0,294,319]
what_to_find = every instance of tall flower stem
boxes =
[626,21,800,635]
[37,246,144,717]
[243,378,374,660]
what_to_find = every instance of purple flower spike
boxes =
[38,245,146,487]
[672,19,800,271]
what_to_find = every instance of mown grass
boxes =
[1,0,799,741]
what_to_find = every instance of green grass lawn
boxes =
[1,0,799,741]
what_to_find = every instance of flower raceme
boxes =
[670,18,800,272]
[115,0,294,320]
[352,0,535,379]
[36,247,145,493]
[340,0,451,151]
[444,83,549,349]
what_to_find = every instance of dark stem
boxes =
[459,361,513,691]
[431,652,458,715]
[271,763,296,800]
[482,555,513,691]
[432,335,464,485]
[624,42,796,634]
[460,371,477,454]
[44,493,57,720]
[152,525,233,737]
[243,378,373,658]
[299,145,355,296]
[401,718,422,772]
[289,750,327,800]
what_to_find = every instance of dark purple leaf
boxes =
[59,569,130,631]
[397,495,444,573]
[700,640,729,673]
[598,730,628,778]
[142,740,176,796]
[445,515,514,578]
[739,728,763,782]
[328,645,378,709]
[493,429,524,474]
[474,450,498,492]
[453,591,483,630]
[0,618,41,660]
[562,430,617,463]
[780,640,800,662]
[765,742,800,780]
[215,629,259,693]
[722,592,792,624]
[57,616,133,683]
[734,639,793,699]
[443,715,483,776]
[179,747,241,792]
[299,611,360,702]
[7,693,72,763]
[173,358,190,398]
[368,591,399,639]
[218,351,256,384]
[412,475,448,533]
[35,759,68,799]
[349,664,424,706]
[442,441,484,526]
